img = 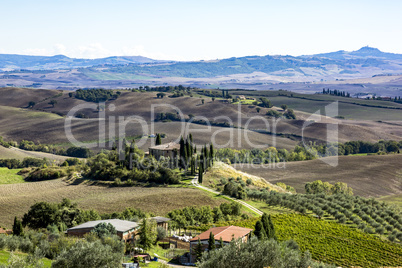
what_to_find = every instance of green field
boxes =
[0,250,52,267]
[378,193,402,208]
[0,168,24,184]
[273,214,402,268]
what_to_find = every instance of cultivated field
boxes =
[0,146,70,162]
[0,179,227,227]
[0,88,400,151]
[234,154,402,198]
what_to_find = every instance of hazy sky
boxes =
[1,0,402,60]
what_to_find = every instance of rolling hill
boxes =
[0,54,159,71]
[234,154,402,198]
[0,87,400,152]
[2,47,402,95]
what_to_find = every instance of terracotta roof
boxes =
[190,226,253,243]
[149,142,180,151]
[0,228,12,235]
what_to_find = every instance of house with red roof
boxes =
[189,226,253,263]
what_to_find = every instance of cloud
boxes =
[76,43,112,59]
[120,45,194,61]
[53,44,67,55]
[22,48,50,56]
[14,43,200,61]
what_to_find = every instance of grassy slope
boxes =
[0,178,228,227]
[205,161,287,192]
[234,154,402,198]
[0,250,52,267]
[0,168,24,184]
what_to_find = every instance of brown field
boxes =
[0,146,70,162]
[0,88,400,152]
[0,178,227,228]
[234,154,402,198]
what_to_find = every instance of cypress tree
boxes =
[268,214,277,240]
[198,161,203,184]
[186,139,191,158]
[219,236,224,248]
[12,216,24,236]
[208,232,216,251]
[194,238,203,262]
[156,133,162,145]
[190,157,195,175]
[254,220,267,240]
[261,213,271,238]
[179,136,185,158]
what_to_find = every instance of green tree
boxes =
[49,100,57,108]
[198,161,203,184]
[198,237,325,268]
[281,104,288,111]
[157,92,166,98]
[12,216,24,236]
[91,222,117,238]
[156,134,162,146]
[138,219,157,250]
[68,92,73,98]
[51,240,124,268]
[259,97,272,108]
[208,232,216,251]
[28,101,36,108]
[22,202,58,229]
[194,238,204,263]
[256,107,261,113]
[201,99,205,105]
[219,237,224,248]
[254,220,267,240]
[284,109,296,119]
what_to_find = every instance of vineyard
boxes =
[273,214,402,267]
[250,191,402,242]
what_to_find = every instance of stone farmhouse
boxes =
[148,142,180,160]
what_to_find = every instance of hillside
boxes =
[0,87,400,151]
[234,154,402,198]
[2,47,402,94]
[0,178,227,227]
[0,146,70,162]
[0,54,158,71]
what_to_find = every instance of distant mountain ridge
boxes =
[2,47,402,93]
[0,54,159,71]
[80,46,402,79]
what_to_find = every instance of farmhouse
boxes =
[189,226,253,263]
[150,216,171,231]
[66,219,139,241]
[148,142,180,160]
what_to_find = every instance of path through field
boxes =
[191,176,263,216]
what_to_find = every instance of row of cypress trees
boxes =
[177,135,214,184]
[254,213,276,241]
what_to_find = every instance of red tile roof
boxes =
[0,228,12,235]
[190,226,253,243]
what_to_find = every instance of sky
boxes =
[1,0,402,61]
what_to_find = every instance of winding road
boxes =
[191,176,263,216]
